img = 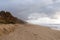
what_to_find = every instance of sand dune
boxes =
[0,24,60,40]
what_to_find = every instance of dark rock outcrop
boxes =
[0,11,25,24]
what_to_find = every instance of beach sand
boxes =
[0,24,60,40]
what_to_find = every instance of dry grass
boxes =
[0,24,16,36]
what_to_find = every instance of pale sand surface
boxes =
[0,24,60,40]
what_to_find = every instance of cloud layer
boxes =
[27,12,60,24]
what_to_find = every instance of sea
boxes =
[40,24,60,31]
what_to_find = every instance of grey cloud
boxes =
[0,0,60,20]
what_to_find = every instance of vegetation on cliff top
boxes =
[0,11,25,24]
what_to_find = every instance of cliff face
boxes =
[0,11,25,24]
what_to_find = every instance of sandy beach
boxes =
[0,24,60,40]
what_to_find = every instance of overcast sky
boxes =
[0,0,60,24]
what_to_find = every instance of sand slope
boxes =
[0,24,60,40]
